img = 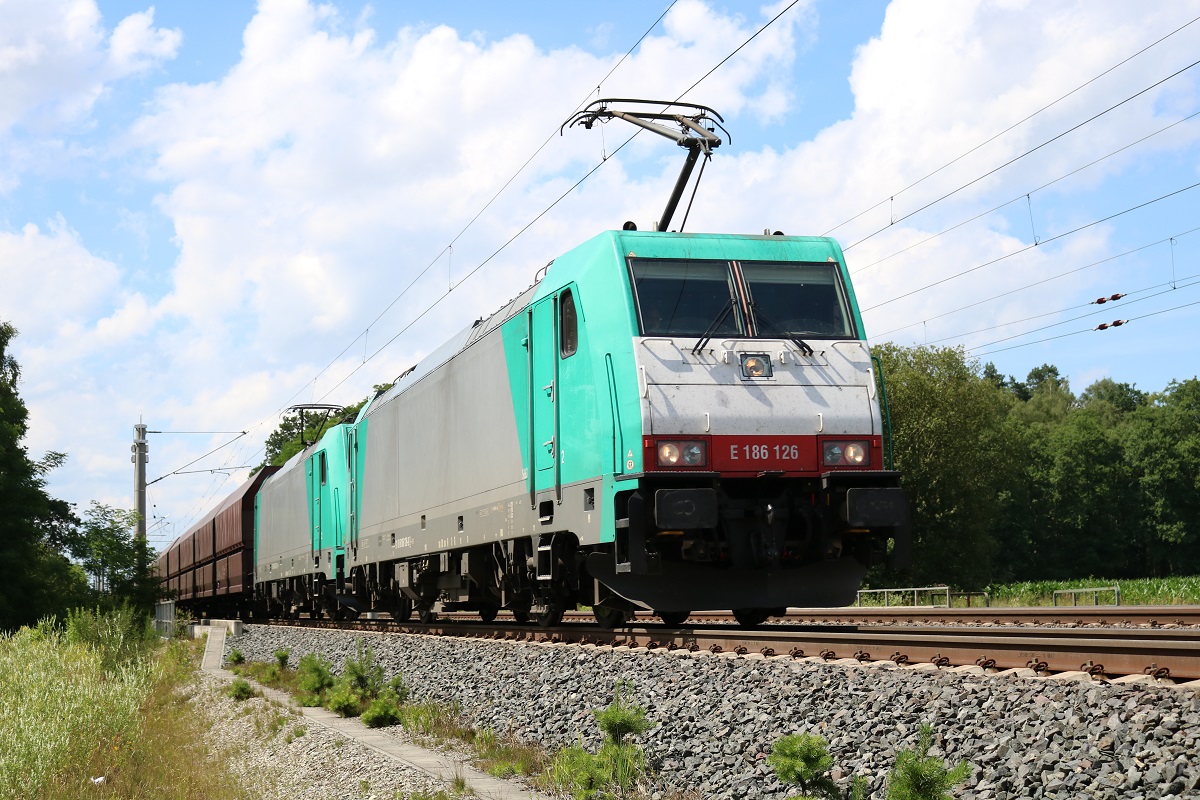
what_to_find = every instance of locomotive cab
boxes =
[583,233,909,622]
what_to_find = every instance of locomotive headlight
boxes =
[656,440,707,467]
[823,440,871,466]
[740,353,773,379]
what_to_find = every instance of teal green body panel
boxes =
[499,230,865,544]
[305,424,353,561]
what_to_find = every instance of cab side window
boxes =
[560,289,578,358]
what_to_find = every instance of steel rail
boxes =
[264,614,1200,682]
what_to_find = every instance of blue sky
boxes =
[2,0,1198,550]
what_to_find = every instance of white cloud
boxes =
[0,0,180,135]
[0,217,123,340]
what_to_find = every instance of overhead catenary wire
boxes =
[851,108,1200,276]
[923,272,1200,348]
[861,180,1200,313]
[871,225,1200,339]
[822,13,1200,240]
[844,55,1200,252]
[973,294,1200,357]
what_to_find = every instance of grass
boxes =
[984,575,1200,606]
[859,575,1200,607]
[0,615,254,800]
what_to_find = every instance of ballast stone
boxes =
[227,625,1200,800]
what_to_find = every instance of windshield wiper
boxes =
[750,304,814,357]
[692,298,735,354]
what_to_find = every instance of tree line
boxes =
[872,343,1199,590]
[0,322,157,631]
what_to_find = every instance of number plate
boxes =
[710,436,817,472]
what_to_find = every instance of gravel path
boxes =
[227,625,1200,800]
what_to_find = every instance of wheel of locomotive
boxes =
[656,610,690,627]
[593,606,629,629]
[511,610,530,623]
[732,608,772,628]
[390,595,414,622]
[478,604,499,624]
[417,605,438,624]
[535,602,565,628]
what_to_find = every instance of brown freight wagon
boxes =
[160,467,279,618]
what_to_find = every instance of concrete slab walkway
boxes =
[200,628,552,800]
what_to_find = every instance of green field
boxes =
[858,576,1200,607]
[983,576,1200,607]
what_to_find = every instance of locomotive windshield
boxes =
[630,259,742,337]
[629,258,855,339]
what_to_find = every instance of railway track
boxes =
[263,604,1200,684]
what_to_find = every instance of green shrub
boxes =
[886,724,971,800]
[227,648,246,666]
[362,688,404,728]
[548,744,611,800]
[342,639,385,698]
[261,663,282,685]
[593,680,650,746]
[547,681,652,799]
[326,679,363,717]
[228,678,256,701]
[274,648,291,669]
[767,732,839,799]
[388,673,410,703]
[297,652,335,704]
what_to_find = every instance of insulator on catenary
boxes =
[1095,320,1127,330]
[1093,293,1126,304]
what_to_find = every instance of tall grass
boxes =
[0,612,254,799]
[0,622,153,796]
[985,575,1200,606]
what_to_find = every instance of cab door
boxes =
[529,296,559,501]
[306,450,329,575]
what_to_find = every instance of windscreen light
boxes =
[740,353,773,379]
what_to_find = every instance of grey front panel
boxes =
[255,456,317,582]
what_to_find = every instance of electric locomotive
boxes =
[168,100,910,628]
[251,226,909,628]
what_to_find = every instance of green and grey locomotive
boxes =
[252,228,909,628]
[161,101,909,627]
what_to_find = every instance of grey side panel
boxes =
[255,455,319,582]
[356,328,528,562]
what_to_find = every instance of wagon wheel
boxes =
[511,610,530,623]
[417,605,438,624]
[390,595,413,622]
[732,608,772,628]
[656,610,691,627]
[593,606,630,629]
[478,604,499,624]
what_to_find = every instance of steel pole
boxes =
[133,422,148,543]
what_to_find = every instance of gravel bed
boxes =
[193,669,447,799]
[227,625,1200,799]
